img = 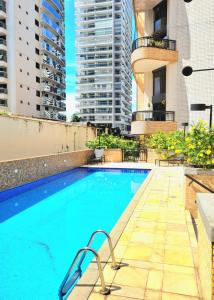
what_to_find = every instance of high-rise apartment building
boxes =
[131,0,214,135]
[0,0,66,121]
[75,0,132,133]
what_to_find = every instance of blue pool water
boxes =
[0,167,149,300]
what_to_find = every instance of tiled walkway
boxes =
[88,167,202,300]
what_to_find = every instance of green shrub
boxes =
[0,111,10,116]
[184,121,214,167]
[145,120,214,168]
[86,134,139,151]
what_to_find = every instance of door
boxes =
[152,67,166,121]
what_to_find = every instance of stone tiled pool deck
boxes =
[71,166,202,300]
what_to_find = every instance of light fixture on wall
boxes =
[182,66,214,128]
[184,0,192,2]
[190,104,213,129]
[182,66,214,76]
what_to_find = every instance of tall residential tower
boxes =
[75,0,132,133]
[0,0,66,121]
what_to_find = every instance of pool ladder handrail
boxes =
[78,230,120,271]
[58,230,120,299]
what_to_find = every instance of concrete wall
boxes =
[197,194,214,300]
[185,169,214,218]
[131,120,177,135]
[0,150,93,191]
[0,115,96,161]
[198,212,212,300]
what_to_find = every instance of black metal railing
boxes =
[132,111,175,122]
[185,174,214,193]
[0,38,6,45]
[132,36,176,52]
[0,20,6,29]
[122,149,147,162]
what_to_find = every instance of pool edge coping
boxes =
[67,168,155,300]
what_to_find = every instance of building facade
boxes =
[75,0,132,133]
[0,0,66,121]
[131,0,214,135]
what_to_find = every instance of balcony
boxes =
[132,37,178,73]
[133,0,162,12]
[0,1,6,19]
[0,69,7,84]
[42,97,66,111]
[0,20,6,35]
[0,37,6,51]
[131,110,177,135]
[0,87,8,100]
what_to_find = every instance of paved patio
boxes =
[87,167,202,300]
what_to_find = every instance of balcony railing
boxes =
[0,38,6,45]
[0,4,6,13]
[0,20,6,29]
[0,70,7,77]
[132,110,175,122]
[0,87,7,94]
[132,37,176,52]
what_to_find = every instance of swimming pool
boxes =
[0,167,149,300]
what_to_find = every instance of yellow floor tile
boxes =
[138,212,159,221]
[88,292,106,300]
[161,292,200,300]
[103,264,117,284]
[113,266,148,288]
[123,244,153,260]
[147,270,163,290]
[119,231,132,243]
[150,244,165,263]
[114,245,127,259]
[163,264,195,275]
[111,284,145,299]
[144,289,161,300]
[165,232,189,247]
[106,296,140,300]
[164,247,194,267]
[162,272,199,296]
[130,232,155,244]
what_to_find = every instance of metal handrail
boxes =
[132,36,176,52]
[185,174,214,193]
[78,230,120,271]
[132,110,175,122]
[58,247,110,300]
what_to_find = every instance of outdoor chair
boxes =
[87,149,105,164]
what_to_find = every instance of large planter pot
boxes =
[184,167,214,218]
[104,149,122,163]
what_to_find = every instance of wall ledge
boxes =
[197,193,214,241]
